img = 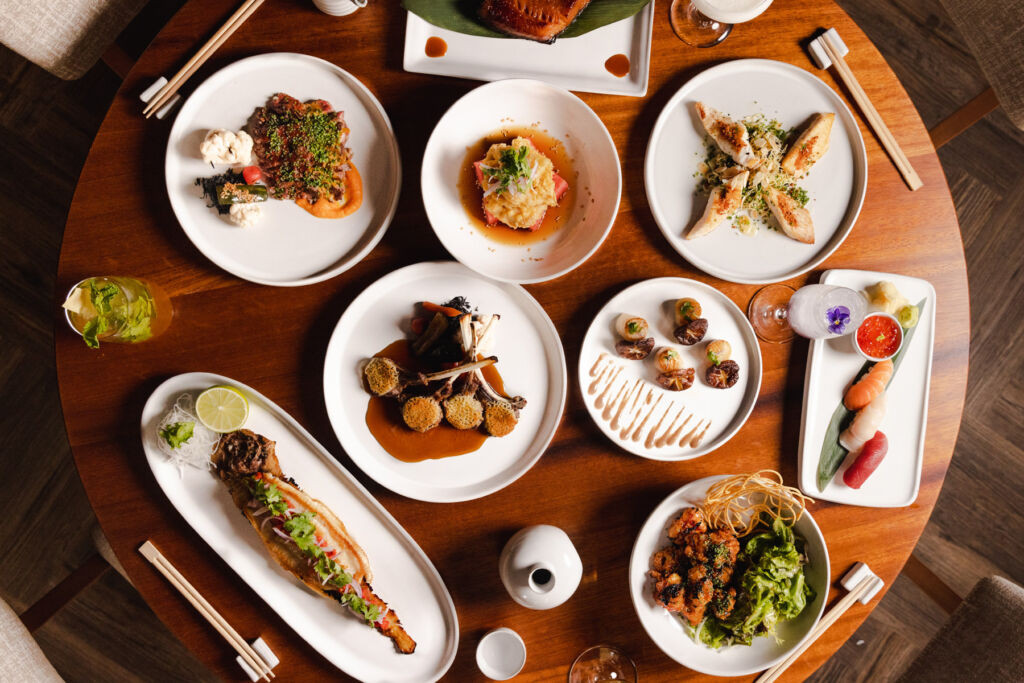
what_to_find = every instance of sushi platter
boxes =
[798,269,936,507]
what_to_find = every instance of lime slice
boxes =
[195,386,249,433]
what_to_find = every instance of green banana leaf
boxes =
[403,0,653,40]
[815,299,927,491]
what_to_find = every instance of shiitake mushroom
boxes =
[615,337,655,360]
[674,318,708,346]
[705,360,740,389]
[657,368,695,391]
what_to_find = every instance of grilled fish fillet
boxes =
[687,170,748,239]
[479,0,594,43]
[212,430,416,654]
[765,187,815,244]
[781,112,834,178]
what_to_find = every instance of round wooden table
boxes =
[56,0,969,680]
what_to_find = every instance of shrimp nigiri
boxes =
[843,359,893,411]
[839,393,886,453]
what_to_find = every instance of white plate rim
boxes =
[644,58,869,285]
[797,269,936,506]
[139,371,459,681]
[628,474,830,676]
[421,78,622,285]
[577,277,763,461]
[401,6,655,98]
[322,260,568,502]
[164,52,402,287]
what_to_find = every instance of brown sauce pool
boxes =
[605,53,630,78]
[457,126,577,247]
[425,37,447,58]
[365,339,509,463]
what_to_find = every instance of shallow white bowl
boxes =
[421,79,621,284]
[629,475,829,677]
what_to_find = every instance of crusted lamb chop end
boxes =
[479,0,594,43]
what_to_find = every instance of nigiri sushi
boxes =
[695,103,758,168]
[686,170,748,239]
[839,392,886,453]
[843,359,893,411]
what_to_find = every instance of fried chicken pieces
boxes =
[649,507,740,627]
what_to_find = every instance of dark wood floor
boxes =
[0,1,1020,681]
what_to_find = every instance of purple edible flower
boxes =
[826,305,851,334]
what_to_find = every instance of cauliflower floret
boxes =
[200,129,254,166]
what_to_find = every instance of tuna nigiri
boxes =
[839,392,886,453]
[843,359,893,411]
[843,431,888,489]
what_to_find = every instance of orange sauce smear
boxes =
[425,37,447,58]
[457,126,577,247]
[365,339,508,463]
[605,53,630,77]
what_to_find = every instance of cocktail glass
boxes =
[747,283,867,343]
[568,644,637,683]
[63,276,172,348]
[670,0,774,48]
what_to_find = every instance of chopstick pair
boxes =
[142,0,266,118]
[139,541,275,681]
[755,572,882,683]
[814,30,923,191]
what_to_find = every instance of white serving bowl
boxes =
[629,475,830,677]
[421,79,621,284]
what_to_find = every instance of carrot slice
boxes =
[421,301,463,317]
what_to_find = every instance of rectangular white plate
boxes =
[140,373,458,682]
[402,5,654,97]
[797,269,936,507]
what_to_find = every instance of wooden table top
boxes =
[55,0,969,680]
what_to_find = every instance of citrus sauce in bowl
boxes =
[855,313,903,360]
[364,340,508,462]
[457,126,577,247]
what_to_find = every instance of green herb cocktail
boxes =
[62,277,172,348]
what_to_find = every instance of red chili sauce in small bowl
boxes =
[856,313,903,360]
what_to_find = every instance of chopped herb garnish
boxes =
[481,144,533,196]
[160,421,195,449]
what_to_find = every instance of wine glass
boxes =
[568,644,637,683]
[669,0,774,48]
[747,283,867,343]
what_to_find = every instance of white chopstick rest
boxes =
[841,561,884,603]
[238,638,280,682]
[808,28,848,69]
[139,77,181,120]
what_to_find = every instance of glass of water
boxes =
[568,645,637,683]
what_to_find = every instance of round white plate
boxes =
[421,79,621,284]
[323,261,567,502]
[578,278,762,460]
[645,59,867,284]
[165,53,400,286]
[629,475,830,677]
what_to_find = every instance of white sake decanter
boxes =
[499,525,583,610]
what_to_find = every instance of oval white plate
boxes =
[421,79,621,284]
[165,53,400,286]
[645,59,867,284]
[629,475,830,677]
[323,261,567,502]
[140,373,457,682]
[578,278,762,460]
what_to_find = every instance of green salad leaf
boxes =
[694,518,813,648]
[159,421,194,449]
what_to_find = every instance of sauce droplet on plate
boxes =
[604,53,630,78]
[425,36,447,58]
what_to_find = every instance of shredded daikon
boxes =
[156,393,219,476]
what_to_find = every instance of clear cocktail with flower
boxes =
[747,283,866,343]
[62,276,172,348]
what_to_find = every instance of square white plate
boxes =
[798,269,936,507]
[402,5,654,97]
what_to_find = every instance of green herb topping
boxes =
[160,421,194,449]
[481,145,533,196]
